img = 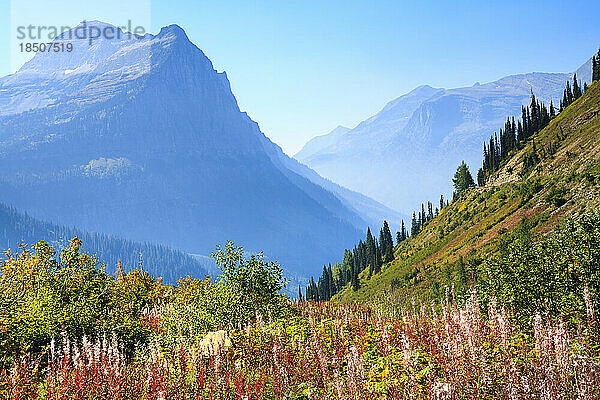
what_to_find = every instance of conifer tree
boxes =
[327,265,334,297]
[381,220,393,255]
[411,212,418,236]
[379,228,386,258]
[452,161,475,194]
[384,246,394,263]
[573,74,582,100]
[520,107,528,142]
[401,220,407,241]
[375,243,383,272]
[529,93,538,134]
[351,264,360,290]
[477,167,485,187]
[366,228,374,259]
[593,50,600,82]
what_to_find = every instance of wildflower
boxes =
[432,381,453,400]
[584,284,594,323]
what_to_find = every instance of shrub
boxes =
[544,186,567,207]
[480,211,600,326]
[152,241,290,349]
[0,239,161,368]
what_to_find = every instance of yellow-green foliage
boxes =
[0,238,163,366]
[336,81,600,306]
[0,239,289,368]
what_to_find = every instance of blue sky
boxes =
[1,0,599,154]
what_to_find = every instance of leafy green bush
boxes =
[152,241,290,348]
[480,212,600,326]
[0,238,290,368]
[213,241,288,324]
[545,186,568,207]
[0,239,162,367]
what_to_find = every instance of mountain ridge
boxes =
[0,21,399,278]
[295,59,594,213]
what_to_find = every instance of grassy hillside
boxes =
[336,81,600,304]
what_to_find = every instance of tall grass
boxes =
[2,290,598,399]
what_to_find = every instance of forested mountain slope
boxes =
[296,60,593,213]
[335,79,600,303]
[0,202,210,282]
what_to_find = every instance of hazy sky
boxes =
[1,0,599,155]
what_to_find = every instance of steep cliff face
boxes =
[0,21,394,277]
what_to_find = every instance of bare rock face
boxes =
[0,21,399,278]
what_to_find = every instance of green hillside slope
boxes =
[336,81,600,304]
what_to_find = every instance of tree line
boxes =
[0,202,209,283]
[303,193,452,301]
[476,72,589,186]
[304,220,396,301]
[303,49,600,302]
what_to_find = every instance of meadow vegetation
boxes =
[1,211,600,399]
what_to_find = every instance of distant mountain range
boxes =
[295,59,593,213]
[0,21,401,279]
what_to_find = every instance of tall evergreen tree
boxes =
[351,263,360,290]
[327,264,334,298]
[375,242,383,273]
[593,50,600,82]
[411,212,418,236]
[520,107,528,142]
[566,81,573,106]
[477,167,485,187]
[366,228,375,276]
[573,74,582,100]
[529,93,538,134]
[381,220,393,254]
[452,161,475,194]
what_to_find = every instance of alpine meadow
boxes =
[1,4,600,400]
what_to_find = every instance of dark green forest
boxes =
[0,202,210,282]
